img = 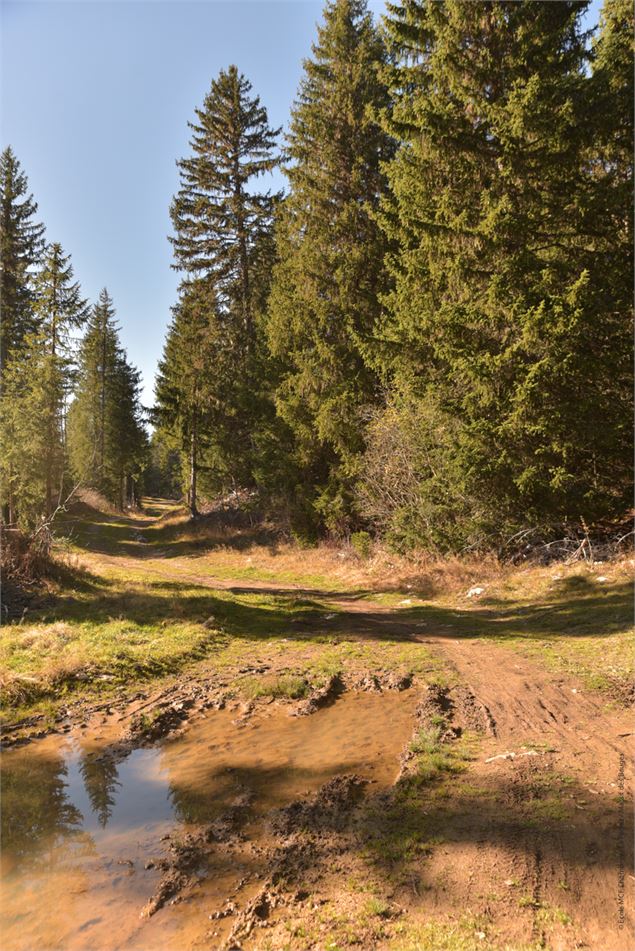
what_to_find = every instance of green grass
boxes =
[239,673,308,700]
[3,500,631,721]
[389,913,544,951]
[0,549,442,721]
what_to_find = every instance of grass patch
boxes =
[239,673,308,700]
[362,896,391,919]
[390,913,543,951]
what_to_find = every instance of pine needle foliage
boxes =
[266,0,393,536]
[0,147,45,371]
[365,0,633,548]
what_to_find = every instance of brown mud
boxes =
[0,687,419,950]
[1,508,633,950]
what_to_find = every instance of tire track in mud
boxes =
[75,526,634,950]
[425,631,631,779]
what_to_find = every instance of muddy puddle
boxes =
[1,689,418,950]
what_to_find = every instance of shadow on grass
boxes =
[58,502,282,561]
[399,582,632,642]
[43,572,633,649]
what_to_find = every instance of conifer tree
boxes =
[170,65,279,345]
[68,289,146,507]
[0,244,88,526]
[266,0,392,536]
[370,0,631,547]
[111,354,148,508]
[154,280,216,517]
[0,147,45,370]
[167,66,280,493]
[34,243,89,512]
[0,333,56,528]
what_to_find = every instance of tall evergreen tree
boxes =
[166,66,280,496]
[266,0,393,536]
[370,0,632,548]
[0,244,88,526]
[34,243,89,512]
[170,65,279,347]
[0,147,45,371]
[68,289,147,507]
[0,332,56,528]
[154,280,216,517]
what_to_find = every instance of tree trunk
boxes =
[100,320,106,478]
[189,409,199,519]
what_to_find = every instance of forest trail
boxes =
[75,501,632,781]
[2,500,633,951]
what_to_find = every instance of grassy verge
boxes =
[2,499,631,721]
[399,562,633,701]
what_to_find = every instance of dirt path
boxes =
[428,632,631,776]
[83,535,632,756]
[59,507,634,949]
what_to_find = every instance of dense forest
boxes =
[1,0,632,553]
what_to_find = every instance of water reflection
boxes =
[78,751,121,828]
[1,748,84,873]
[0,692,420,951]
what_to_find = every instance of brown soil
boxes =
[2,513,633,950]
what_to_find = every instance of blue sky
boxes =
[1,0,602,407]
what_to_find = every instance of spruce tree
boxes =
[154,280,217,517]
[68,289,146,507]
[266,0,393,536]
[0,244,88,526]
[34,243,89,513]
[372,0,630,547]
[167,66,280,493]
[110,353,148,508]
[170,65,279,346]
[0,333,55,528]
[0,147,45,370]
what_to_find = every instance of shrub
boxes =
[350,530,372,560]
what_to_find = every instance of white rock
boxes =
[467,586,485,598]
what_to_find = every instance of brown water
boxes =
[1,690,417,951]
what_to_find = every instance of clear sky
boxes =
[1,0,602,408]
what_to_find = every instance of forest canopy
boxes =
[2,0,632,552]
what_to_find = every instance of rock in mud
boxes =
[292,674,343,716]
[210,900,238,919]
[270,774,367,835]
[141,870,189,918]
[223,888,281,947]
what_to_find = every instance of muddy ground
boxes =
[1,504,633,951]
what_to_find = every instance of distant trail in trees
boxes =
[2,0,632,550]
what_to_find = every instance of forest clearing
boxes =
[1,497,633,950]
[1,0,633,949]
